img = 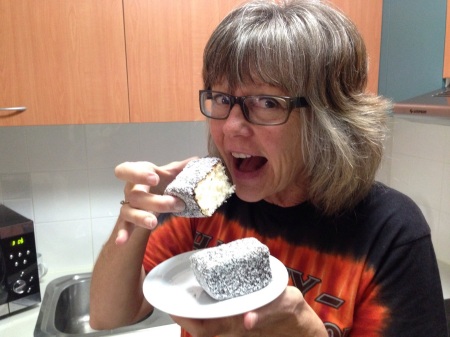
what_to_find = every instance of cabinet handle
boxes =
[0,107,27,113]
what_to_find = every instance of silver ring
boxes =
[120,200,130,205]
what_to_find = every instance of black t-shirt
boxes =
[145,182,448,336]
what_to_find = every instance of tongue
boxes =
[238,156,267,172]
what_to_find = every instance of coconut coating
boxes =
[190,238,272,300]
[164,157,234,217]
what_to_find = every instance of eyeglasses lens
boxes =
[200,91,293,125]
[201,92,230,119]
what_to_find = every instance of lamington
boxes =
[164,157,235,217]
[190,238,272,300]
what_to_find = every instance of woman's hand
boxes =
[114,157,196,244]
[171,286,328,337]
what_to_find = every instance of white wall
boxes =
[0,122,208,273]
[0,117,449,274]
[383,117,450,265]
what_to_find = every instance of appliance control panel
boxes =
[0,204,41,318]
[1,232,39,301]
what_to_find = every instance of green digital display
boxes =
[10,236,25,247]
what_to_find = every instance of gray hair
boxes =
[203,0,391,215]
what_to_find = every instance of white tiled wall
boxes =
[0,122,208,274]
[0,118,449,274]
[385,116,450,265]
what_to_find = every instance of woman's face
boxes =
[209,81,308,207]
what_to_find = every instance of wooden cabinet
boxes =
[0,0,129,126]
[443,0,450,78]
[1,0,382,126]
[330,0,383,94]
[0,0,240,125]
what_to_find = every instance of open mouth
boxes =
[232,152,268,173]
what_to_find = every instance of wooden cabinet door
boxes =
[124,0,242,123]
[330,0,383,94]
[443,0,450,78]
[0,0,129,126]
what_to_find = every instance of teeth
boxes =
[232,152,252,159]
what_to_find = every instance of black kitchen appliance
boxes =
[0,204,41,318]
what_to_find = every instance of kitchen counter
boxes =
[3,261,449,336]
[0,268,181,337]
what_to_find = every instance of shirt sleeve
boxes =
[352,236,447,336]
[351,187,447,336]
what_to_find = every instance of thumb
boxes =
[115,221,135,245]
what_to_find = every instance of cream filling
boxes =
[195,164,235,216]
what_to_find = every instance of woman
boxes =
[90,1,448,336]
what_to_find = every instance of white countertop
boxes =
[0,268,181,337]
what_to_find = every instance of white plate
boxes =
[143,250,288,319]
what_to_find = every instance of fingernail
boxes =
[147,174,159,186]
[174,200,186,212]
[115,229,128,245]
[144,216,157,229]
[244,312,258,330]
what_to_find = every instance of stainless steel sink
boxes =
[34,273,173,336]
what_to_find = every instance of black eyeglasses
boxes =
[199,90,309,126]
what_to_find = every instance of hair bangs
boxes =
[203,8,298,93]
